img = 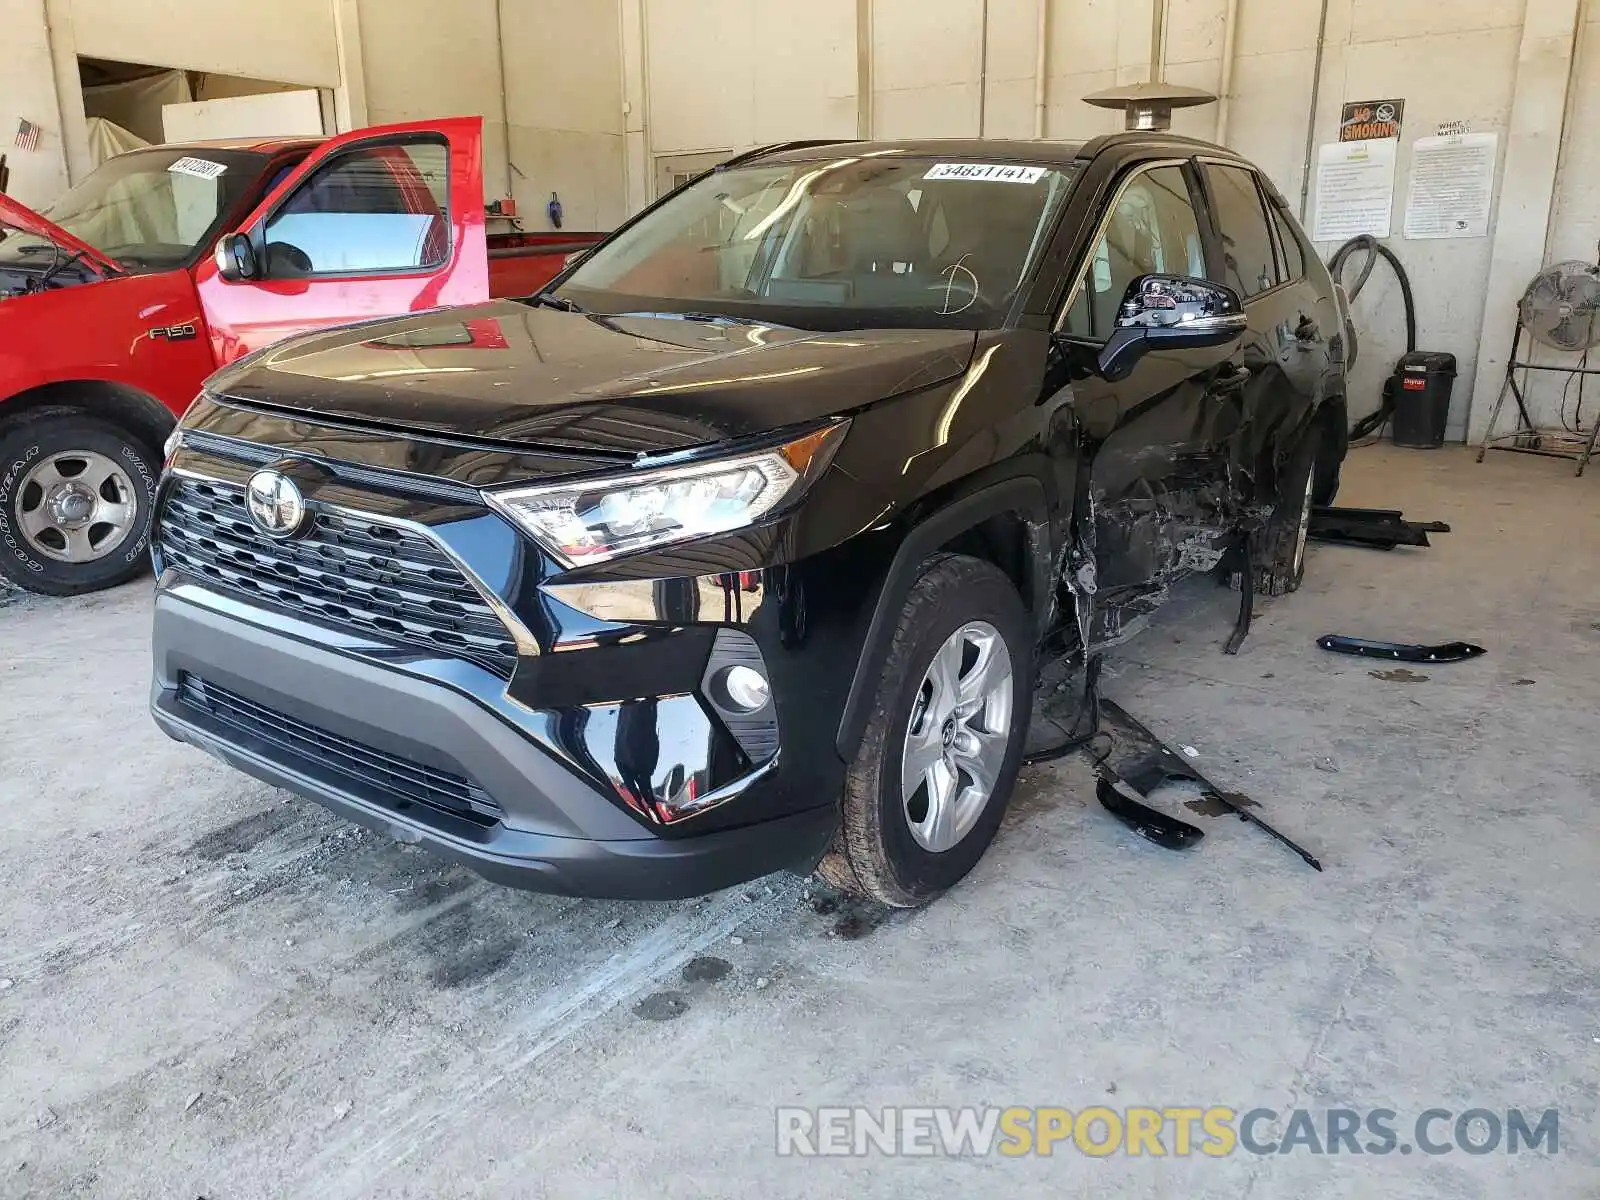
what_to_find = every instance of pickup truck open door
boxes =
[195,116,488,365]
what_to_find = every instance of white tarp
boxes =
[82,71,192,146]
[84,117,149,168]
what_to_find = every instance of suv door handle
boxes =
[1214,365,1252,392]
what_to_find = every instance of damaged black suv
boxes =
[151,135,1348,906]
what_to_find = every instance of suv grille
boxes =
[157,477,518,678]
[177,674,502,826]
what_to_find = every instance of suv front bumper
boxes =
[150,582,838,899]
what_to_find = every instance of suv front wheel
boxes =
[819,553,1032,907]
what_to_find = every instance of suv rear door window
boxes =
[263,140,449,276]
[1062,164,1204,338]
[1270,203,1306,282]
[1204,164,1280,299]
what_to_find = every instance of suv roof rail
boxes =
[716,140,861,169]
[1076,131,1237,160]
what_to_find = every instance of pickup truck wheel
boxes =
[817,553,1032,908]
[0,412,159,596]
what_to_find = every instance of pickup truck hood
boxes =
[0,195,120,276]
[206,301,977,456]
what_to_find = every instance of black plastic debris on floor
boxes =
[1308,506,1450,550]
[1090,699,1322,871]
[1318,634,1486,664]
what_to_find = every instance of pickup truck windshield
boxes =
[0,148,268,273]
[558,156,1079,330]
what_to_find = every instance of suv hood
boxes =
[0,195,120,276]
[206,301,977,456]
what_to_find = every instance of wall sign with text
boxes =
[1340,100,1405,142]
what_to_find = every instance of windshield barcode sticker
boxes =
[168,157,228,180]
[925,163,1047,184]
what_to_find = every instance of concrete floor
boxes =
[0,445,1596,1198]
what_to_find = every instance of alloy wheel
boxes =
[16,451,140,564]
[1292,459,1317,578]
[900,620,1015,853]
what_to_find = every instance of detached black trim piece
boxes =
[1097,778,1204,850]
[1308,505,1450,550]
[1094,699,1323,871]
[1317,634,1487,664]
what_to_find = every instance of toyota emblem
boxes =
[245,469,308,538]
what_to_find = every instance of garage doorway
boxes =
[77,56,329,165]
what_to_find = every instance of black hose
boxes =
[1328,235,1417,440]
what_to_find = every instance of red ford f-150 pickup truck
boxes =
[0,115,602,595]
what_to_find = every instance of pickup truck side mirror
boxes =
[1092,274,1247,383]
[214,233,259,282]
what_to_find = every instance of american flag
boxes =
[14,120,40,153]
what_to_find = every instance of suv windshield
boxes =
[558,155,1079,330]
[0,148,268,273]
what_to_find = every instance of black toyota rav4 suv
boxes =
[151,134,1350,906]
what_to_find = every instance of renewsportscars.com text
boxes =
[775,1106,1559,1158]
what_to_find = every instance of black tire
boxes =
[1252,423,1321,597]
[0,409,160,596]
[817,553,1032,908]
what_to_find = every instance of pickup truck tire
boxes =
[817,553,1031,908]
[0,410,159,596]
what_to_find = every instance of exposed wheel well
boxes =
[0,380,175,454]
[1311,395,1348,506]
[937,511,1035,613]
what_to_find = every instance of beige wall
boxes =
[1551,7,1600,265]
[645,0,858,154]
[69,0,340,85]
[1530,5,1600,433]
[1,0,71,208]
[1240,0,1528,440]
[357,0,626,229]
[501,0,627,231]
[357,0,509,198]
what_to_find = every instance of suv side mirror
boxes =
[1094,274,1246,382]
[214,233,258,282]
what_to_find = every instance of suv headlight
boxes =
[485,422,847,567]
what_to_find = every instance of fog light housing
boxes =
[720,665,770,712]
[700,629,779,764]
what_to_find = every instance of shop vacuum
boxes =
[1328,236,1455,447]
